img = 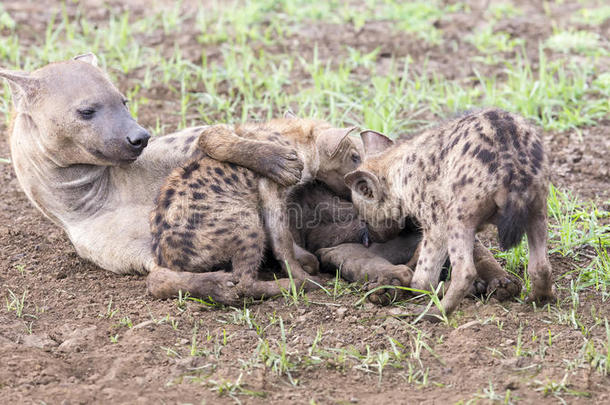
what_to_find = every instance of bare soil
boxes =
[1,1,609,404]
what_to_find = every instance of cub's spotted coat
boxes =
[345,108,554,318]
[150,117,363,303]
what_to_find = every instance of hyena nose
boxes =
[126,130,151,151]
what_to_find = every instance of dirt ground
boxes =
[1,1,609,404]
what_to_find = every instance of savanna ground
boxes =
[0,0,609,403]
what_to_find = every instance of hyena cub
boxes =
[151,116,363,303]
[345,108,554,317]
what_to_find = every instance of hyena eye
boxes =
[77,108,96,120]
[122,98,129,107]
[356,180,372,198]
[351,152,361,164]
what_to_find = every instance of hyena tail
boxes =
[496,193,529,251]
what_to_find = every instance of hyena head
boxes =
[282,111,364,198]
[344,130,402,239]
[1,53,150,166]
[313,124,364,199]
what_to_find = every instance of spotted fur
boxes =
[151,117,363,301]
[345,108,554,317]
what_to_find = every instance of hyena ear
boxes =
[360,130,393,156]
[283,109,297,119]
[344,169,381,202]
[321,127,358,157]
[0,68,41,110]
[73,52,99,67]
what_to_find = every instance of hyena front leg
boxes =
[317,243,413,287]
[435,225,478,319]
[410,228,449,293]
[259,179,321,289]
[198,125,303,186]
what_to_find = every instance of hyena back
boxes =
[151,117,363,303]
[346,108,554,317]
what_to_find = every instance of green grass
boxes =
[545,30,606,56]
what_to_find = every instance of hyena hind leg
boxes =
[525,204,555,304]
[231,229,267,296]
[146,264,241,305]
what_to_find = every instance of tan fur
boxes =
[346,108,554,318]
[1,55,305,291]
[149,118,364,303]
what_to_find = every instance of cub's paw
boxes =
[296,249,320,275]
[525,287,556,306]
[487,275,522,301]
[365,265,413,306]
[316,246,360,272]
[262,145,304,186]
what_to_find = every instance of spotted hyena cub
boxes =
[345,108,554,317]
[151,115,363,303]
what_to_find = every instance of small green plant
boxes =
[102,297,119,319]
[545,30,605,56]
[5,288,27,318]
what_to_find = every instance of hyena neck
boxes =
[9,113,110,226]
[383,141,427,217]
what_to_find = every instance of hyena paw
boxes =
[207,282,242,307]
[466,278,488,298]
[525,287,556,306]
[263,145,304,186]
[365,265,413,306]
[296,250,320,275]
[487,275,522,301]
[316,246,349,271]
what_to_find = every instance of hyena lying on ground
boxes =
[292,182,521,305]
[150,116,363,303]
[0,54,305,300]
[345,108,554,317]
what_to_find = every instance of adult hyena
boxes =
[0,54,303,299]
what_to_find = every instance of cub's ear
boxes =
[0,68,40,110]
[73,52,99,67]
[360,130,393,156]
[283,109,297,119]
[344,169,381,202]
[321,126,358,157]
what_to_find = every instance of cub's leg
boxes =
[525,194,555,303]
[198,125,303,186]
[473,240,522,301]
[147,263,241,305]
[410,228,449,293]
[317,243,413,305]
[368,234,422,266]
[258,179,320,288]
[420,225,477,321]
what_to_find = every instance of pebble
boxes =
[22,333,57,349]
[388,307,403,316]
[456,320,481,331]
[58,325,97,352]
